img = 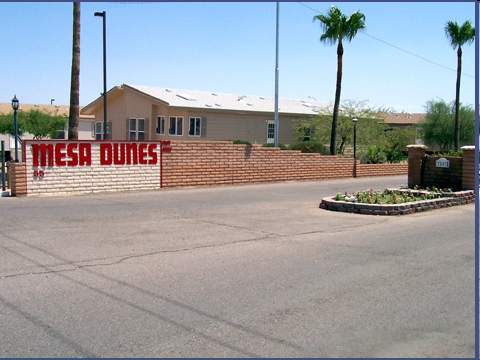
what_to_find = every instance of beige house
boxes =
[0,103,94,161]
[80,84,330,145]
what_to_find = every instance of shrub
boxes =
[288,141,329,154]
[361,145,388,164]
[231,140,251,145]
[262,143,287,150]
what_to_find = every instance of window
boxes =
[52,125,67,140]
[169,116,183,136]
[189,117,202,137]
[300,126,312,141]
[129,118,145,140]
[92,122,109,140]
[156,116,165,135]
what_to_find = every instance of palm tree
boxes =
[444,20,475,151]
[314,6,365,155]
[68,2,81,140]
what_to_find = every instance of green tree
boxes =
[444,19,475,151]
[68,2,81,140]
[313,6,366,155]
[294,99,388,156]
[418,99,475,152]
[0,109,67,140]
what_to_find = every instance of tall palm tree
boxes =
[444,20,475,151]
[68,2,81,140]
[314,6,365,155]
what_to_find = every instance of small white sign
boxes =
[435,157,450,168]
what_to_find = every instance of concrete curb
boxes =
[319,190,475,215]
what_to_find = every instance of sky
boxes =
[0,1,476,114]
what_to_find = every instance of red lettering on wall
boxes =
[32,143,55,167]
[113,143,126,165]
[148,144,158,164]
[100,144,112,165]
[79,144,91,165]
[138,144,148,164]
[67,143,78,166]
[30,142,159,167]
[126,143,138,165]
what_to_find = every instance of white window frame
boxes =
[129,118,145,140]
[169,116,183,136]
[156,116,165,135]
[189,117,202,137]
[266,120,275,144]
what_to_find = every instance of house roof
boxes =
[0,103,93,120]
[382,112,424,125]
[81,84,331,116]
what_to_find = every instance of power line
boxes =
[298,2,474,79]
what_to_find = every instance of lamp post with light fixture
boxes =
[95,10,108,140]
[352,117,358,178]
[11,95,19,162]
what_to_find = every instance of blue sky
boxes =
[0,1,476,113]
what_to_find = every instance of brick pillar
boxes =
[407,145,427,189]
[9,162,27,196]
[461,146,476,190]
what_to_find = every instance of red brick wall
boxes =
[9,141,410,196]
[161,141,407,188]
[423,156,462,190]
[407,145,476,191]
[9,162,27,196]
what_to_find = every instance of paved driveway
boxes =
[0,175,475,357]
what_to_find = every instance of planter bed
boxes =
[319,190,475,216]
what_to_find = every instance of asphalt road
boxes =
[0,175,475,357]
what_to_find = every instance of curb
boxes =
[319,190,475,215]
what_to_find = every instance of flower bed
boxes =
[320,188,475,215]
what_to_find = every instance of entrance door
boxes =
[266,120,275,144]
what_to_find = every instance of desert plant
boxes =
[288,141,329,154]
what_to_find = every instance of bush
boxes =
[361,145,388,164]
[288,141,329,154]
[262,143,287,150]
[231,140,251,145]
[384,148,407,163]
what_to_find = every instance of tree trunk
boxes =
[330,39,344,155]
[68,2,81,140]
[453,46,462,151]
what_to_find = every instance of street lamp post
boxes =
[11,95,19,162]
[95,10,107,140]
[352,117,358,178]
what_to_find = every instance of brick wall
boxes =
[10,140,409,196]
[161,141,407,188]
[9,162,27,196]
[22,140,162,196]
[407,145,476,191]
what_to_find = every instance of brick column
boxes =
[461,146,476,190]
[407,145,427,189]
[9,162,27,196]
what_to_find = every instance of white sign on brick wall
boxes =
[435,157,450,168]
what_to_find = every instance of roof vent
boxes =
[205,104,213,107]
[215,103,222,107]
[176,93,196,101]
[212,92,218,96]
[165,89,172,92]
[247,103,254,106]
